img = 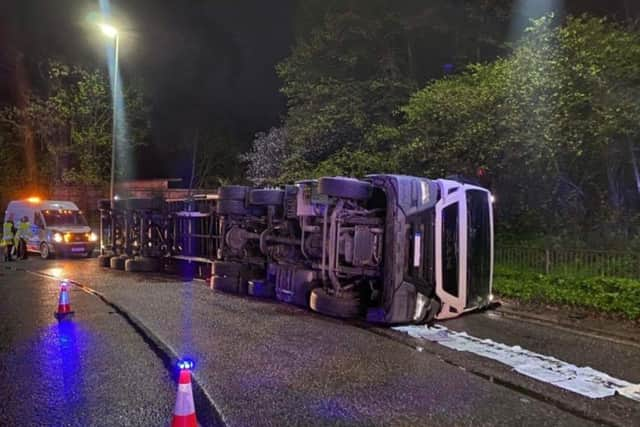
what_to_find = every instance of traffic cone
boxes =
[171,365,197,427]
[54,281,75,320]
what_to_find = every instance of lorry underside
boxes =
[98,175,493,325]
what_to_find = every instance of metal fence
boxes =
[496,246,640,279]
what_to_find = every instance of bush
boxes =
[493,265,640,320]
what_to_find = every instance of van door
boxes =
[30,211,45,252]
[434,188,468,319]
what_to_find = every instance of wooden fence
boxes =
[496,246,640,279]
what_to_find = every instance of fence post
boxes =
[545,249,550,275]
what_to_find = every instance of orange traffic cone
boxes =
[172,362,197,427]
[54,281,74,320]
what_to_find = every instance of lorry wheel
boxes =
[110,256,127,270]
[125,257,160,273]
[424,299,442,326]
[98,254,112,267]
[248,189,284,206]
[217,199,248,216]
[309,288,362,319]
[211,261,242,277]
[318,177,372,201]
[211,275,240,294]
[248,206,267,217]
[248,280,275,298]
[218,185,249,201]
[40,243,52,260]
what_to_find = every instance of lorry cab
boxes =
[4,199,97,259]
[366,175,494,324]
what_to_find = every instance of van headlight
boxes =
[89,232,98,242]
[53,233,63,243]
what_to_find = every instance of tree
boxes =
[277,5,416,180]
[390,15,640,241]
[276,1,516,181]
[191,128,247,189]
[240,127,287,186]
[0,60,150,189]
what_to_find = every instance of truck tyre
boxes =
[248,206,267,217]
[425,299,441,326]
[249,189,284,206]
[98,254,112,267]
[211,261,242,277]
[248,280,275,299]
[318,177,372,201]
[125,257,160,273]
[217,199,248,216]
[211,275,240,294]
[276,280,319,308]
[218,185,249,201]
[309,288,362,319]
[40,242,52,260]
[110,256,127,270]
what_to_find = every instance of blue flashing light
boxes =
[177,359,194,371]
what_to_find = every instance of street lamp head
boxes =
[98,23,118,38]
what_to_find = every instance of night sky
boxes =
[1,0,638,181]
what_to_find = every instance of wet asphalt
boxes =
[1,257,639,426]
[0,264,175,426]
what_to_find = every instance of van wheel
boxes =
[40,243,52,260]
[309,288,361,319]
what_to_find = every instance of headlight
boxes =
[64,233,72,243]
[89,232,98,242]
[53,233,63,243]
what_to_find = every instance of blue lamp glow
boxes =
[177,359,194,370]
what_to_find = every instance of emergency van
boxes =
[4,199,97,259]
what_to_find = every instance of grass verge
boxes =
[493,265,640,320]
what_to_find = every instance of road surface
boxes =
[1,257,638,426]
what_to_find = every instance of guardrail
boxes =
[496,246,640,279]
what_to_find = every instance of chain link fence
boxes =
[496,246,640,279]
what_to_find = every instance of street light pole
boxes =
[109,33,119,210]
[98,23,120,255]
[98,23,120,210]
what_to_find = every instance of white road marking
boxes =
[393,325,640,402]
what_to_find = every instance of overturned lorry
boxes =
[99,175,493,324]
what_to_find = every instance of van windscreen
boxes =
[42,210,88,226]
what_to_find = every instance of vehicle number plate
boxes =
[71,246,85,253]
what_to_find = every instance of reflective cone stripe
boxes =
[171,370,197,427]
[57,286,71,314]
